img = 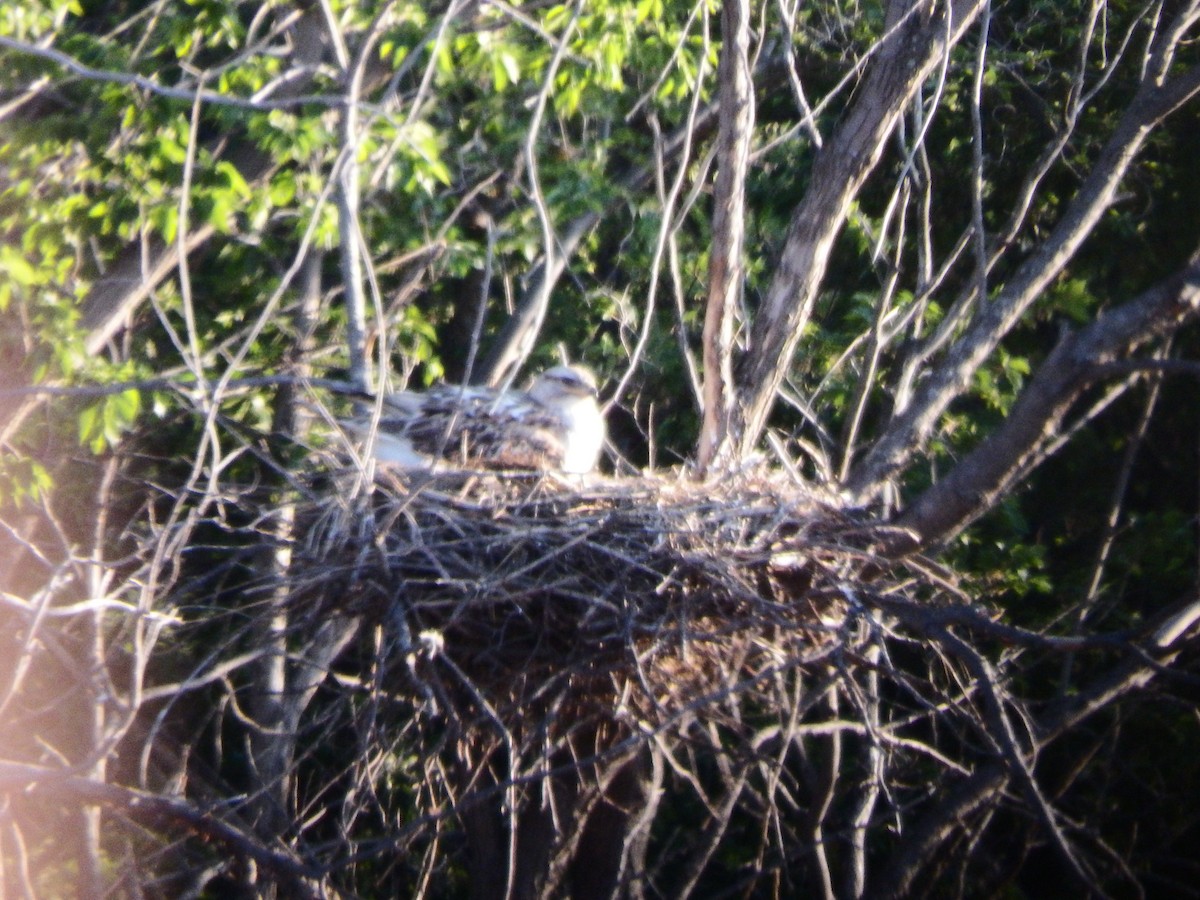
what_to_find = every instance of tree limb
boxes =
[873,590,1200,898]
[846,29,1200,502]
[0,761,326,896]
[887,255,1200,553]
[696,0,753,472]
[477,45,727,388]
[733,0,988,459]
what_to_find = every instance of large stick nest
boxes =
[288,468,932,737]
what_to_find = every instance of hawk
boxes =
[347,365,605,474]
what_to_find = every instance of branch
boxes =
[732,0,988,459]
[476,42,816,392]
[0,373,364,399]
[1091,357,1200,380]
[0,34,367,112]
[473,0,581,392]
[697,0,754,472]
[846,42,1200,501]
[936,628,1106,896]
[606,5,713,418]
[892,0,1148,402]
[335,5,397,392]
[874,590,1200,898]
[0,761,326,896]
[477,49,724,387]
[887,255,1200,553]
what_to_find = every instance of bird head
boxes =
[528,365,599,404]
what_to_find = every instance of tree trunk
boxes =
[697,0,754,472]
[732,0,986,458]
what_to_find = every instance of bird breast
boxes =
[553,394,606,474]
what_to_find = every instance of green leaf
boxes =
[216,160,252,198]
[499,50,520,86]
[635,0,663,24]
[155,132,188,165]
[207,195,235,232]
[110,388,141,424]
[78,403,101,447]
[269,176,296,206]
[0,246,37,286]
[426,159,451,187]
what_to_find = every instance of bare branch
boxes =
[733,0,988,459]
[477,0,582,393]
[697,0,754,472]
[479,49,722,388]
[0,34,375,113]
[606,0,712,418]
[0,762,326,895]
[848,35,1200,501]
[888,255,1200,553]
[335,5,398,392]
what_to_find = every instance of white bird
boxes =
[347,365,606,474]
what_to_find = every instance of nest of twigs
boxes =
[287,467,926,738]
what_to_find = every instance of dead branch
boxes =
[890,254,1200,552]
[733,0,988,458]
[848,13,1200,501]
[697,0,754,472]
[0,761,327,897]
